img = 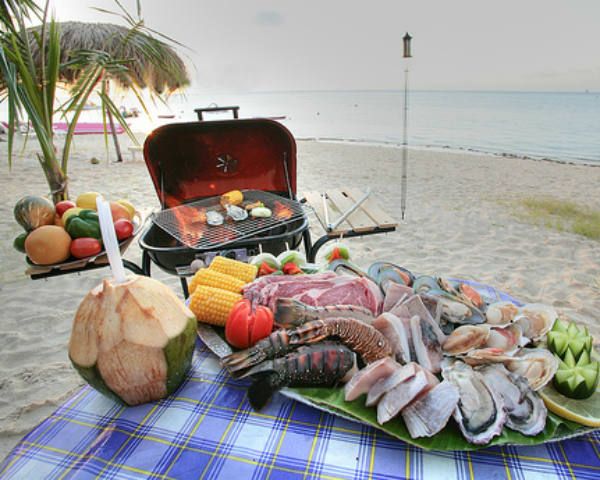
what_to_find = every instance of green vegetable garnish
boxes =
[554,348,600,400]
[547,319,592,360]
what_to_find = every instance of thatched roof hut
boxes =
[28,21,189,94]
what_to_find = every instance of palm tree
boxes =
[0,0,189,203]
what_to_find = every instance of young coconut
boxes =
[69,275,197,405]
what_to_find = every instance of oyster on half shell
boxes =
[478,364,547,436]
[442,361,506,445]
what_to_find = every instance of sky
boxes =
[50,0,600,92]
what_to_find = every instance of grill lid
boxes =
[143,119,297,208]
[152,190,306,250]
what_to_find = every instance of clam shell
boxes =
[514,303,557,341]
[443,324,491,356]
[461,347,516,366]
[484,324,523,354]
[504,348,559,391]
[485,301,520,326]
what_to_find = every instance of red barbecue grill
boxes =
[138,118,311,296]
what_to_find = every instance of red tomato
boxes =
[70,237,102,259]
[282,262,303,275]
[257,261,278,277]
[114,219,134,241]
[225,299,274,349]
[55,200,77,217]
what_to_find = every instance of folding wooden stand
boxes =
[302,188,397,262]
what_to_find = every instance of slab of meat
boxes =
[243,273,383,315]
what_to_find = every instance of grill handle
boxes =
[194,105,240,121]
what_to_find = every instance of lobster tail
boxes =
[221,348,268,377]
[288,320,329,345]
[275,298,311,327]
[221,330,294,376]
[248,373,282,410]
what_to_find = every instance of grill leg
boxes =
[180,277,190,299]
[122,260,144,275]
[302,229,313,261]
[141,250,152,276]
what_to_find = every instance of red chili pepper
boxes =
[282,262,303,275]
[257,261,278,277]
[225,299,274,349]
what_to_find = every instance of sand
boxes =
[1,134,599,459]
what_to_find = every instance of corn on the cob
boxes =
[209,256,257,283]
[189,268,245,295]
[220,190,244,207]
[189,286,242,326]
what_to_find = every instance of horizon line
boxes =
[182,88,600,95]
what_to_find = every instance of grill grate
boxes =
[152,190,306,250]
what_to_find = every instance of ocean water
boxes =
[164,90,600,164]
[2,90,598,164]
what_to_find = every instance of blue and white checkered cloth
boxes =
[2,340,599,480]
[1,280,599,479]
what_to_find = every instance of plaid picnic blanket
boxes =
[1,281,599,479]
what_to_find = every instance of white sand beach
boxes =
[1,134,599,458]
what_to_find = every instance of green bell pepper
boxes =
[65,209,102,239]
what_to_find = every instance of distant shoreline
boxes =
[296,137,600,168]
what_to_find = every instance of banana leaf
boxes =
[284,386,591,451]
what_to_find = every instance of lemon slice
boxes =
[540,384,600,427]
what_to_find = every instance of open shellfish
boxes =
[485,301,520,326]
[514,303,557,341]
[442,361,506,444]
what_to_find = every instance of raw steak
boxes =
[243,273,383,315]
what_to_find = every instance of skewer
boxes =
[321,193,331,231]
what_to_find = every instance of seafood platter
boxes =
[188,245,599,451]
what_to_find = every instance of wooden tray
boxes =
[25,213,143,277]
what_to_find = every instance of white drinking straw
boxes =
[96,196,127,283]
